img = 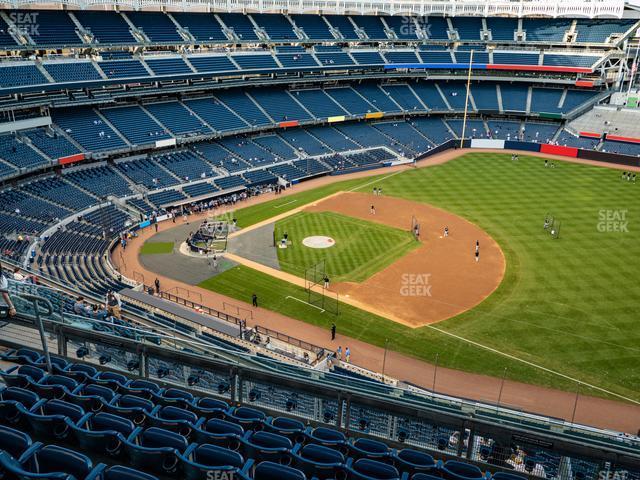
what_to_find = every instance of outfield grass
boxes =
[231,177,370,228]
[140,241,174,255]
[274,211,418,282]
[201,153,640,400]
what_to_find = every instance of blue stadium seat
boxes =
[86,464,160,480]
[195,417,245,449]
[124,426,189,475]
[9,444,95,479]
[67,383,117,412]
[241,430,293,463]
[0,364,46,388]
[227,406,267,430]
[1,348,43,365]
[148,404,199,437]
[441,460,484,480]
[264,416,306,442]
[68,411,136,457]
[291,442,346,479]
[122,378,163,398]
[179,443,248,480]
[91,371,129,390]
[254,461,307,480]
[0,386,40,427]
[306,426,348,450]
[189,396,229,418]
[152,387,195,407]
[347,458,401,480]
[393,449,437,475]
[104,394,154,425]
[348,437,390,461]
[32,374,79,400]
[21,398,85,440]
[0,424,33,459]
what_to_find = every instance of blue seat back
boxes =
[29,444,93,478]
[255,461,306,480]
[351,458,399,480]
[0,424,32,458]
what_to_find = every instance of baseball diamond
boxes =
[2,4,640,477]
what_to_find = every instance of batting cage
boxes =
[304,260,339,315]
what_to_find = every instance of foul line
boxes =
[348,168,406,193]
[348,160,640,405]
[274,200,298,209]
[424,324,640,405]
[286,295,325,313]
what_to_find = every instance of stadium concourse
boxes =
[2,1,640,478]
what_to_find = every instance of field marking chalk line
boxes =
[286,296,325,312]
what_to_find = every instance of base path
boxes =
[111,148,640,433]
[305,192,505,326]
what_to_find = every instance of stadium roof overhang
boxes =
[1,0,627,18]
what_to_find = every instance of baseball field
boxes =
[197,152,640,402]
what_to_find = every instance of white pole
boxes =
[460,50,474,148]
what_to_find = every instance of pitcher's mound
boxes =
[302,236,336,249]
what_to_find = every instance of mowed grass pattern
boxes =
[274,211,418,282]
[202,153,640,400]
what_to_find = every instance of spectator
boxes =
[0,266,16,317]
[154,277,160,294]
[12,267,26,282]
[106,291,122,319]
[73,297,86,316]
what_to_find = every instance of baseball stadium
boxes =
[0,0,639,478]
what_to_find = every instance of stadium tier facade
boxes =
[1,1,640,479]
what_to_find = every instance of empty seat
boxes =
[265,416,306,442]
[227,406,267,429]
[86,464,160,480]
[0,386,40,426]
[149,405,199,437]
[0,364,46,388]
[68,383,117,412]
[21,398,85,440]
[292,443,345,480]
[189,396,229,418]
[63,363,98,383]
[179,443,246,480]
[254,461,306,480]
[242,430,293,464]
[2,444,94,479]
[306,426,348,450]
[394,449,437,475]
[1,348,43,365]
[124,426,189,475]
[122,379,162,398]
[32,374,78,399]
[104,394,154,425]
[153,387,194,407]
[69,411,136,457]
[441,461,484,480]
[0,424,33,459]
[195,417,245,449]
[349,438,390,460]
[347,458,401,480]
[94,371,129,390]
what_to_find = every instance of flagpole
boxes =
[460,50,474,149]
